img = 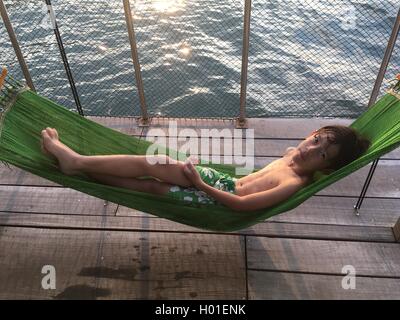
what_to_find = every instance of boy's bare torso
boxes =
[234,149,310,196]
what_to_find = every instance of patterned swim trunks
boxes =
[166,165,238,205]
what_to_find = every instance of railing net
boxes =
[0,0,399,119]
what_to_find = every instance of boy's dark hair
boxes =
[316,125,371,171]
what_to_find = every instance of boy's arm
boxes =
[198,178,302,212]
[183,161,302,212]
[196,181,242,210]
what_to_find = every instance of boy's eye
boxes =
[314,135,319,143]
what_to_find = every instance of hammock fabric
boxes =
[1,75,400,232]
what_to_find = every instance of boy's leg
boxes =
[42,128,193,187]
[87,173,172,195]
[79,154,192,187]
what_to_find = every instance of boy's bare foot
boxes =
[41,136,55,159]
[41,127,81,175]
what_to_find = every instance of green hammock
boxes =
[1,75,400,232]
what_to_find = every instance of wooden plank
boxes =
[253,140,400,159]
[315,160,400,198]
[89,116,352,140]
[146,117,235,130]
[269,196,400,227]
[0,186,116,216]
[248,270,400,299]
[0,212,395,243]
[248,118,353,139]
[136,128,400,159]
[247,237,400,277]
[248,221,395,242]
[87,116,143,136]
[89,116,400,158]
[94,116,351,139]
[0,165,60,186]
[117,196,400,229]
[0,227,246,299]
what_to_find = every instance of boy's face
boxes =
[293,131,341,173]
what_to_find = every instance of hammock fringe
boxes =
[0,73,28,140]
[387,75,400,99]
[0,160,12,170]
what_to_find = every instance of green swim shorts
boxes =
[166,165,238,205]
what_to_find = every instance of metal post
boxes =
[44,0,84,116]
[236,0,251,129]
[123,0,149,127]
[0,0,35,91]
[354,6,400,215]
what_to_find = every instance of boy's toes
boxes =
[41,129,49,139]
[48,128,59,140]
[45,127,54,138]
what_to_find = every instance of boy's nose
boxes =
[305,145,319,155]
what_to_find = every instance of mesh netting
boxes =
[0,0,399,118]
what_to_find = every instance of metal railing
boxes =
[0,0,35,91]
[353,6,400,214]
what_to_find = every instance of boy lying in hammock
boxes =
[40,125,369,212]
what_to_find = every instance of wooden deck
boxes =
[0,116,399,300]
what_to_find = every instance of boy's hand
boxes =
[183,161,203,187]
